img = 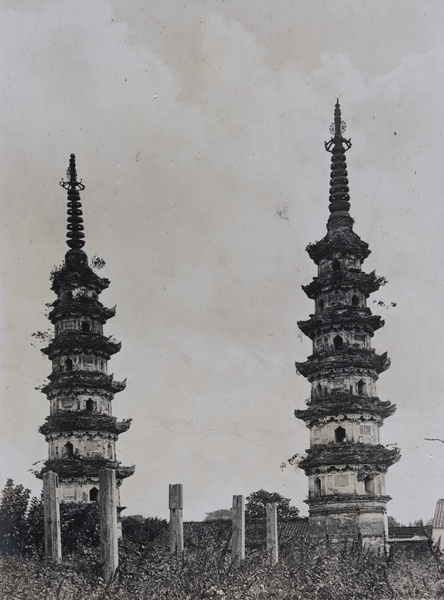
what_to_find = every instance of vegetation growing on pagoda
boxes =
[306,228,371,264]
[303,270,387,299]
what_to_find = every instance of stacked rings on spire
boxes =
[66,188,85,248]
[60,154,86,249]
[329,149,350,213]
[324,101,352,215]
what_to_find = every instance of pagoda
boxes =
[294,102,399,546]
[37,154,134,505]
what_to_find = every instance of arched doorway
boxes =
[64,442,74,458]
[335,426,346,443]
[364,476,375,495]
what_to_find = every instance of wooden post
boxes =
[43,471,62,563]
[232,495,245,562]
[99,469,119,583]
[169,484,184,555]
[266,502,278,564]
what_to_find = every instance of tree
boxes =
[25,494,44,557]
[0,479,31,555]
[245,489,299,520]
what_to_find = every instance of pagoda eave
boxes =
[294,397,396,426]
[306,233,370,266]
[305,494,392,508]
[298,443,400,474]
[51,266,110,295]
[41,334,121,359]
[42,372,126,395]
[39,414,132,436]
[48,300,116,324]
[298,310,384,338]
[38,459,135,480]
[302,270,385,300]
[296,350,390,378]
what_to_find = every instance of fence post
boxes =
[266,502,279,564]
[169,484,184,555]
[43,471,62,563]
[99,468,119,583]
[232,495,245,562]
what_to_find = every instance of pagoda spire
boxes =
[325,100,352,216]
[60,154,86,250]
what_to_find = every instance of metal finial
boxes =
[324,102,352,216]
[59,154,86,250]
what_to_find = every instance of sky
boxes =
[1,0,444,525]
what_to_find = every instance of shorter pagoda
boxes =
[37,155,134,505]
[294,103,399,546]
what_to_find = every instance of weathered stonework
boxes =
[295,103,399,547]
[37,155,134,505]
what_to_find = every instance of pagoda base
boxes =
[307,495,390,549]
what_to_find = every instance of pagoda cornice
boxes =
[295,395,396,426]
[298,442,400,475]
[302,270,386,299]
[296,348,390,379]
[39,413,132,436]
[305,494,392,509]
[38,458,135,480]
[41,332,121,359]
[42,371,126,395]
[51,264,110,295]
[298,308,384,339]
[306,231,370,265]
[48,299,116,324]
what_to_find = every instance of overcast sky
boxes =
[1,0,444,524]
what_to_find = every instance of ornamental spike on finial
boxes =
[60,154,86,250]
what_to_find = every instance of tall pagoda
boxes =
[37,154,134,505]
[294,102,399,546]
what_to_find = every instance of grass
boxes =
[0,538,442,600]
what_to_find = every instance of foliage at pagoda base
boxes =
[1,537,443,599]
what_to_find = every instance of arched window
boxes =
[82,321,90,332]
[352,294,359,307]
[332,259,340,271]
[108,443,113,459]
[65,291,73,300]
[89,487,99,502]
[65,358,73,371]
[314,478,322,497]
[85,398,94,413]
[64,442,74,459]
[333,335,343,350]
[335,426,346,443]
[318,298,324,311]
[316,383,322,398]
[357,379,365,395]
[364,476,375,495]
